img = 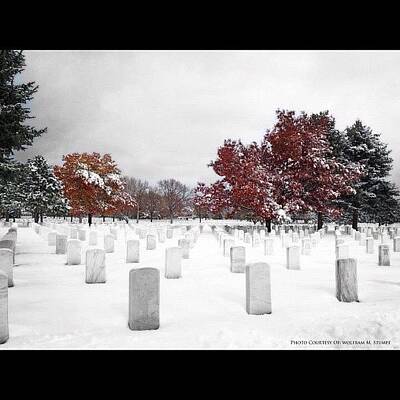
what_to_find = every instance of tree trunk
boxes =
[40,213,43,223]
[150,213,153,222]
[265,219,272,233]
[88,213,92,227]
[170,214,173,224]
[102,215,105,222]
[317,212,323,230]
[5,211,9,222]
[78,215,82,223]
[199,213,202,223]
[70,215,73,223]
[136,208,139,224]
[352,209,358,231]
[34,212,39,224]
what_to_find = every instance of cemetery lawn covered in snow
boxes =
[2,223,400,350]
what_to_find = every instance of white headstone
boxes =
[78,229,86,241]
[223,238,235,256]
[104,234,115,253]
[0,272,9,344]
[66,239,81,265]
[366,237,374,254]
[128,268,160,331]
[230,246,245,273]
[85,249,106,284]
[301,238,311,255]
[126,240,140,263]
[146,235,156,250]
[286,246,300,270]
[264,238,274,255]
[89,231,98,246]
[336,258,358,302]
[246,263,272,315]
[165,247,182,279]
[0,249,13,288]
[393,237,400,252]
[56,234,67,254]
[48,231,57,246]
[378,244,390,266]
[178,239,190,259]
[336,244,349,259]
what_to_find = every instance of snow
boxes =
[2,222,400,349]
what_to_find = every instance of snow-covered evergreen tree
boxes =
[0,50,46,220]
[21,156,69,223]
[331,120,400,228]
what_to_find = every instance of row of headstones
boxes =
[0,222,207,343]
[221,226,326,262]
[213,227,322,270]
[335,231,394,266]
[36,222,204,281]
[213,227,360,316]
[0,224,18,345]
[0,226,368,340]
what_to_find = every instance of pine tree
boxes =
[20,156,69,223]
[333,120,399,229]
[0,50,46,219]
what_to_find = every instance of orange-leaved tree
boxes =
[54,152,136,226]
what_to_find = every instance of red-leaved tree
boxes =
[54,152,136,226]
[197,110,362,231]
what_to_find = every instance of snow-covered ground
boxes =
[1,222,400,349]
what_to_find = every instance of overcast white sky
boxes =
[16,50,400,187]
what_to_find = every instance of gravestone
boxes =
[230,246,245,273]
[336,244,349,259]
[286,246,300,270]
[128,268,160,331]
[146,235,156,250]
[110,228,118,240]
[70,229,78,239]
[85,249,106,284]
[301,238,311,255]
[244,233,251,244]
[48,231,57,246]
[104,234,115,253]
[0,272,9,344]
[165,247,182,279]
[157,230,166,243]
[393,237,400,252]
[89,231,98,246]
[335,258,358,302]
[252,233,261,247]
[223,238,235,257]
[178,239,190,259]
[366,237,374,254]
[378,244,390,266]
[126,240,140,263]
[0,249,13,287]
[246,263,272,315]
[264,238,274,255]
[66,239,81,265]
[166,229,173,239]
[56,234,67,254]
[0,240,15,264]
[78,229,86,241]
